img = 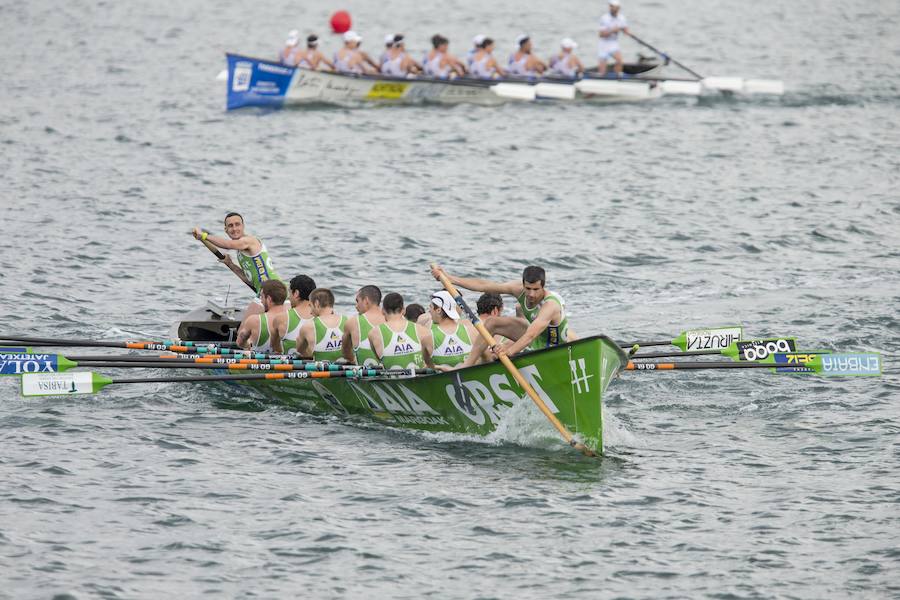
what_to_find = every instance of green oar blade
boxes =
[672,326,743,352]
[722,338,797,361]
[21,372,113,396]
[1,353,78,376]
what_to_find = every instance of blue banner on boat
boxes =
[226,53,295,110]
[0,353,61,376]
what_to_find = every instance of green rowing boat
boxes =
[236,335,627,453]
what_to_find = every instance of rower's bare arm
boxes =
[320,52,335,71]
[367,329,384,360]
[419,325,435,369]
[509,304,556,354]
[270,324,283,355]
[296,322,313,358]
[567,327,578,342]
[341,320,356,363]
[236,320,254,350]
[435,269,520,296]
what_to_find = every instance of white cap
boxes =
[343,30,362,43]
[516,34,530,46]
[384,34,395,46]
[286,29,300,46]
[431,291,461,320]
[609,0,621,6]
[472,34,486,47]
[561,37,578,50]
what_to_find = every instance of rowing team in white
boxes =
[191,214,575,372]
[278,0,630,79]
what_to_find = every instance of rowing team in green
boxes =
[192,213,576,371]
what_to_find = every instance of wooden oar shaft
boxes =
[432,265,596,457]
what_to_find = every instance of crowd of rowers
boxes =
[276,0,631,79]
[192,213,574,372]
[279,31,585,79]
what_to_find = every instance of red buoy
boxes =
[330,10,351,34]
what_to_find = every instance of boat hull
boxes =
[233,335,627,454]
[225,53,668,109]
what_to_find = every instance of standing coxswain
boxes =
[431,265,575,367]
[507,35,546,78]
[548,38,584,78]
[334,30,380,74]
[235,280,289,353]
[192,212,282,318]
[598,0,628,77]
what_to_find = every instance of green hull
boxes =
[238,335,627,454]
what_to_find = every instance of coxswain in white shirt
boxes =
[295,34,334,71]
[469,38,506,79]
[381,34,422,76]
[333,31,380,74]
[279,29,301,66]
[507,35,547,78]
[598,0,628,77]
[466,34,486,68]
[548,38,584,79]
[424,34,466,79]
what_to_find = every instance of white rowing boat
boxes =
[224,53,782,110]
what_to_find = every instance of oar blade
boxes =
[21,372,113,396]
[660,80,702,96]
[808,353,883,377]
[743,79,784,95]
[1,353,77,376]
[723,338,797,361]
[534,82,576,100]
[490,83,536,101]
[672,326,743,352]
[701,77,744,93]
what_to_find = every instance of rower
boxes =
[466,34,486,68]
[507,35,547,78]
[477,292,511,347]
[431,265,574,366]
[279,29,301,66]
[341,285,384,368]
[192,212,282,319]
[597,0,628,77]
[236,280,289,353]
[548,38,584,78]
[283,274,316,355]
[403,303,426,324]
[296,34,334,71]
[333,31,379,74]
[368,292,434,370]
[381,34,422,77]
[297,288,347,361]
[470,38,506,79]
[423,34,466,79]
[429,291,477,371]
[379,34,395,67]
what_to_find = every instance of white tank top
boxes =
[550,53,577,78]
[280,47,299,67]
[381,52,407,76]
[334,49,362,74]
[507,53,533,77]
[283,308,311,355]
[470,53,497,79]
[425,51,451,78]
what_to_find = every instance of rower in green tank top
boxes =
[296,287,346,361]
[235,280,289,353]
[430,264,577,368]
[428,290,478,370]
[368,292,434,370]
[282,274,316,355]
[341,285,385,367]
[192,212,282,320]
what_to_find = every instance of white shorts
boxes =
[597,40,621,60]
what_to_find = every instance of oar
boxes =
[625,353,882,376]
[0,336,234,352]
[20,368,433,397]
[193,231,256,292]
[619,326,743,351]
[431,264,596,457]
[625,32,704,80]
[633,337,796,360]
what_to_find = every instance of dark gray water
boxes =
[2,0,899,598]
